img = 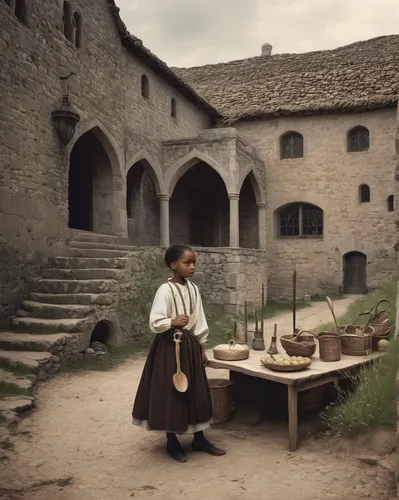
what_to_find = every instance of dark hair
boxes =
[165,245,194,268]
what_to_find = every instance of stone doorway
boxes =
[239,174,259,248]
[68,130,114,234]
[343,251,367,293]
[170,162,229,247]
[126,161,160,246]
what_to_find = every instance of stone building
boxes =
[0,0,398,359]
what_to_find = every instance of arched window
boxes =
[14,0,27,24]
[280,132,303,159]
[63,1,73,42]
[141,75,150,99]
[73,12,82,48]
[277,203,323,238]
[359,184,370,203]
[348,126,369,152]
[171,98,177,118]
[387,195,394,212]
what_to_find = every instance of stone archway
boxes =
[239,173,259,248]
[126,160,160,246]
[170,161,229,247]
[68,130,115,234]
[343,251,367,293]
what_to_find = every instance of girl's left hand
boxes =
[202,351,208,367]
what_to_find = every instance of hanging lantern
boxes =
[51,94,80,146]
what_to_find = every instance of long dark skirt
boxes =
[132,330,213,434]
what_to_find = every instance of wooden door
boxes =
[343,252,367,293]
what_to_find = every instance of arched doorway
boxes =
[69,130,114,234]
[239,174,259,248]
[343,251,367,293]
[170,162,229,247]
[126,161,160,245]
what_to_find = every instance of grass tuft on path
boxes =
[322,280,397,437]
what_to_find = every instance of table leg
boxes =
[288,385,298,452]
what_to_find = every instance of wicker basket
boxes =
[280,330,316,357]
[317,332,341,362]
[213,340,249,361]
[340,325,373,356]
[260,357,311,372]
[370,299,391,325]
[371,325,391,351]
[208,378,234,424]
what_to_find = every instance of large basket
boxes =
[340,325,373,356]
[280,330,316,357]
[317,332,341,362]
[208,378,234,424]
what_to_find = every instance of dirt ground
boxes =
[0,297,397,500]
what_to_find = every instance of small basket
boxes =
[317,332,341,362]
[280,330,316,357]
[340,325,373,356]
[370,299,391,325]
[260,357,311,372]
[208,378,234,424]
[213,340,249,361]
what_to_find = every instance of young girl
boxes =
[132,245,226,463]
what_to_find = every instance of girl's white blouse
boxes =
[149,280,209,344]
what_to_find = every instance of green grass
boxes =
[0,381,29,397]
[321,280,397,437]
[0,360,32,376]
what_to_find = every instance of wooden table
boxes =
[207,350,382,451]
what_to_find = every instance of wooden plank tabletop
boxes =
[206,349,383,386]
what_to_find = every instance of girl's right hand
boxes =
[172,315,190,327]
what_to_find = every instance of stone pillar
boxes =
[159,194,170,247]
[257,202,267,249]
[229,193,240,248]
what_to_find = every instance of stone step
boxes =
[0,350,57,374]
[11,317,88,333]
[70,230,128,245]
[0,396,34,413]
[49,256,129,269]
[33,279,118,294]
[69,241,137,251]
[0,368,35,393]
[0,332,73,353]
[41,268,124,280]
[29,293,113,306]
[68,248,130,258]
[21,301,93,319]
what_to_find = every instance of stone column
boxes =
[159,194,170,247]
[257,202,267,249]
[229,193,240,248]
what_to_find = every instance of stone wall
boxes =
[236,108,398,299]
[0,0,211,319]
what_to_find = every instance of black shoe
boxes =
[166,442,187,463]
[191,439,226,456]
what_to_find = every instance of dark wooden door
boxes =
[344,252,367,293]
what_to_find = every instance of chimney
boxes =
[261,43,272,56]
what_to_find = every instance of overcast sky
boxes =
[117,0,399,68]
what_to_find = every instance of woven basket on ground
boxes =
[316,332,341,362]
[280,330,316,357]
[208,378,234,424]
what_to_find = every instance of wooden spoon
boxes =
[173,331,188,393]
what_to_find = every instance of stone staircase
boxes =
[0,231,137,418]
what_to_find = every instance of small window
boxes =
[171,98,177,118]
[73,12,82,48]
[280,132,303,159]
[14,0,27,24]
[141,75,149,99]
[387,195,394,212]
[63,1,73,42]
[348,126,369,152]
[277,203,323,238]
[359,184,370,203]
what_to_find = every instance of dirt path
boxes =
[0,298,396,500]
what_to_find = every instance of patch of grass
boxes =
[57,476,74,487]
[0,360,32,376]
[317,280,396,332]
[321,279,397,438]
[0,382,29,397]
